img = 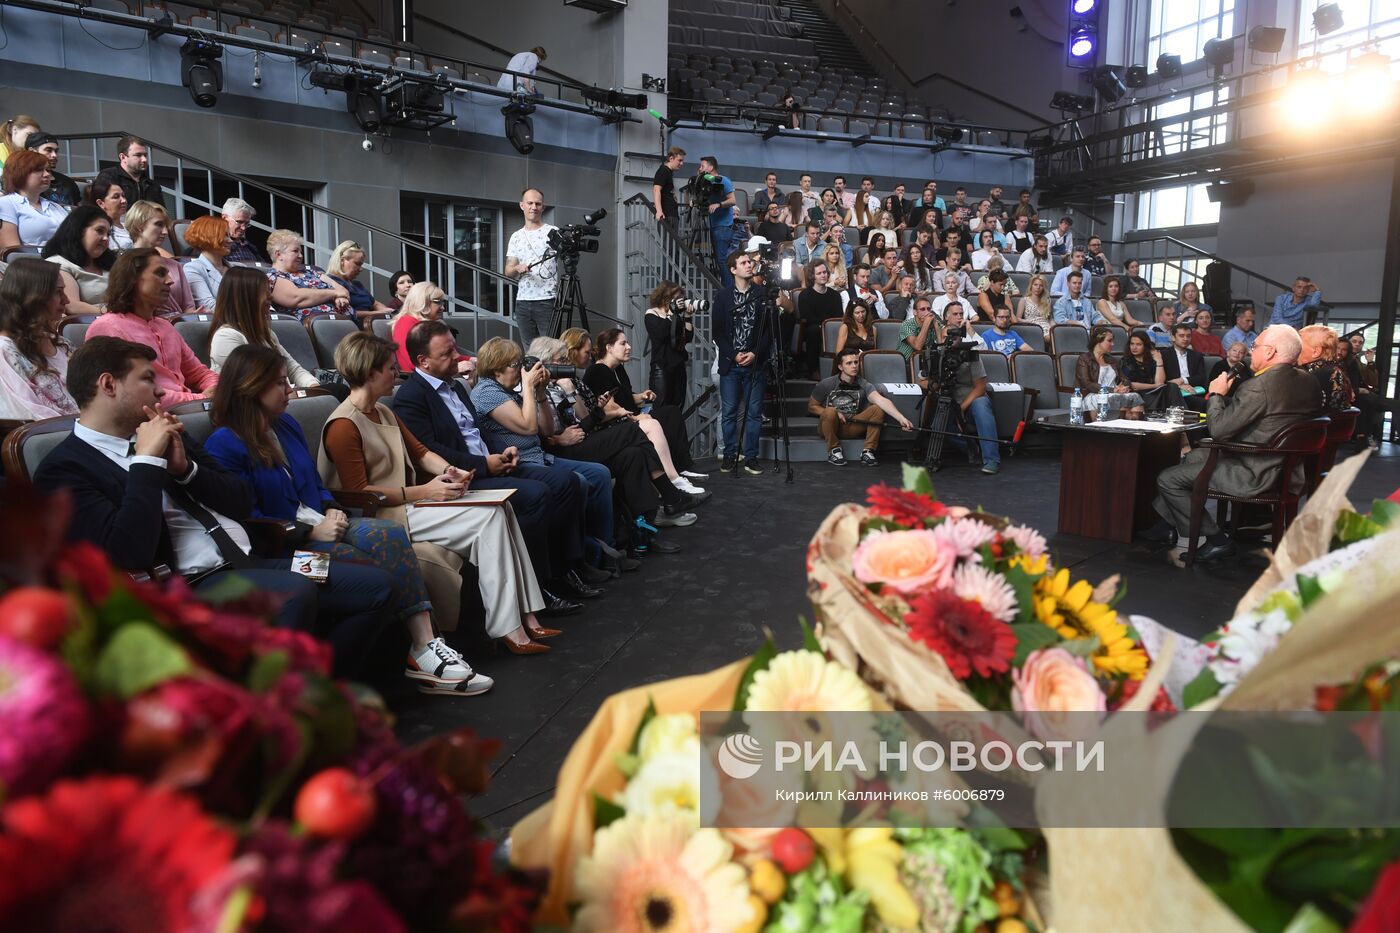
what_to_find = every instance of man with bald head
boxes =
[1143,324,1323,560]
[504,187,559,344]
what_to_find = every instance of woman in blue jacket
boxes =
[204,344,485,696]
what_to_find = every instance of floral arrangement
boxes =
[0,483,540,932]
[813,466,1165,728]
[558,635,1041,933]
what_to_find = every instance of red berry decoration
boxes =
[294,767,377,840]
[771,828,816,874]
[0,587,75,650]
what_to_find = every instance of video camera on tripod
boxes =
[546,208,607,258]
[922,326,981,393]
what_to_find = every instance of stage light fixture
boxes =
[934,125,963,144]
[1203,37,1235,77]
[1068,28,1096,61]
[1125,65,1148,88]
[1071,0,1096,12]
[502,99,536,154]
[1050,91,1095,112]
[1313,3,1343,36]
[1277,68,1330,129]
[348,87,383,133]
[1156,53,1183,79]
[1247,25,1286,53]
[762,123,781,140]
[1092,66,1127,102]
[1205,179,1254,205]
[180,38,224,108]
[1343,52,1396,113]
[582,86,649,109]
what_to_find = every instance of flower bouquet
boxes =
[0,483,540,932]
[511,636,1045,932]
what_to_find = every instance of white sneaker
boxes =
[673,476,707,496]
[407,637,474,685]
[680,469,709,480]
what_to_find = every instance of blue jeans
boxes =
[963,396,1000,466]
[711,224,735,287]
[720,365,766,459]
[552,456,615,554]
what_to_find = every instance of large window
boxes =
[400,195,508,315]
[1147,0,1236,66]
[1296,0,1400,74]
[1136,181,1219,229]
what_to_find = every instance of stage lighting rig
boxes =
[1248,26,1287,54]
[180,38,224,108]
[502,96,536,154]
[1156,53,1183,79]
[1050,91,1095,112]
[1203,36,1236,78]
[1092,66,1127,103]
[381,74,454,131]
[1065,0,1100,68]
[1313,3,1343,36]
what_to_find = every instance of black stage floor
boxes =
[386,443,1400,835]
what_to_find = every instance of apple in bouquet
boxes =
[295,767,377,840]
[0,587,75,650]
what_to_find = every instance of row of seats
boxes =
[668,24,816,61]
[813,319,1170,360]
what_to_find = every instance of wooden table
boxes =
[1037,414,1208,543]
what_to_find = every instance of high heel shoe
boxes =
[527,625,563,640]
[496,637,551,655]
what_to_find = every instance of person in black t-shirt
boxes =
[651,146,685,227]
[756,201,792,245]
[807,347,913,466]
[796,259,844,379]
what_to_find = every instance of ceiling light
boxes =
[1156,53,1183,79]
[1313,3,1343,36]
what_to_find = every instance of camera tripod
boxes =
[912,382,961,472]
[761,294,794,484]
[548,250,590,337]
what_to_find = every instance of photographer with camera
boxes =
[914,303,1001,475]
[808,347,914,466]
[693,156,737,287]
[714,249,769,474]
[644,281,700,407]
[504,187,557,345]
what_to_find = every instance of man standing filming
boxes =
[809,348,913,466]
[714,250,768,474]
[698,156,737,287]
[504,187,557,345]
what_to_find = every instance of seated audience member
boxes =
[1052,271,1105,328]
[1270,276,1323,329]
[1190,307,1223,356]
[1121,258,1155,299]
[1083,235,1113,277]
[868,210,898,246]
[0,257,79,418]
[1097,275,1147,329]
[884,275,916,320]
[795,173,819,214]
[898,296,940,366]
[321,331,564,652]
[1346,333,1381,445]
[387,270,414,311]
[1076,326,1145,419]
[1120,330,1182,411]
[1222,305,1258,352]
[208,266,319,388]
[42,205,115,315]
[931,273,976,323]
[930,250,976,300]
[808,188,838,225]
[392,320,605,598]
[1046,215,1074,255]
[0,115,41,166]
[326,240,393,320]
[984,307,1028,357]
[914,303,999,473]
[797,260,842,379]
[1005,214,1034,254]
[1050,248,1094,298]
[976,256,1019,300]
[86,248,218,403]
[220,197,269,264]
[0,149,69,252]
[858,232,888,268]
[756,201,791,249]
[266,229,351,320]
[1011,189,1038,224]
[809,347,913,466]
[1207,339,1248,383]
[1297,324,1354,411]
[26,133,81,208]
[1160,322,1209,408]
[899,244,936,297]
[752,172,783,219]
[1016,236,1055,275]
[124,200,196,318]
[779,191,807,231]
[976,270,1014,323]
[34,336,397,678]
[91,136,163,210]
[1144,326,1323,558]
[391,281,469,375]
[643,281,694,407]
[1170,281,1212,326]
[793,221,824,267]
[595,328,705,496]
[832,298,877,371]
[183,215,232,311]
[821,242,849,292]
[204,344,480,692]
[87,177,131,251]
[868,247,900,292]
[1017,275,1054,336]
[1147,304,1178,348]
[842,262,889,318]
[970,230,1001,271]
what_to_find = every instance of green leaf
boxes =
[1059,635,1101,659]
[973,825,1031,852]
[1335,510,1385,544]
[1297,574,1325,609]
[1001,562,1041,627]
[626,697,657,757]
[1371,498,1400,527]
[614,752,641,779]
[300,674,358,770]
[247,650,290,694]
[1183,666,1224,708]
[254,718,311,824]
[1280,903,1344,933]
[798,616,822,653]
[902,462,935,497]
[1010,622,1060,666]
[593,792,625,830]
[1106,577,1128,610]
[92,622,192,698]
[732,636,779,712]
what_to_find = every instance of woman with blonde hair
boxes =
[822,242,849,292]
[0,116,41,166]
[1016,273,1054,336]
[391,280,472,375]
[327,239,392,319]
[265,228,350,320]
[124,200,196,317]
[183,214,232,310]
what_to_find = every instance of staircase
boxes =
[783,0,878,75]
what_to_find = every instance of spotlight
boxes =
[1247,25,1287,53]
[1050,91,1095,112]
[1204,179,1254,205]
[348,87,383,133]
[1203,37,1235,77]
[1092,66,1127,102]
[762,123,781,141]
[1071,0,1096,11]
[1125,65,1148,88]
[582,87,649,109]
[1343,52,1396,113]
[1156,53,1183,79]
[934,124,963,143]
[502,99,536,155]
[1068,28,1097,62]
[1278,68,1331,129]
[180,38,223,108]
[1313,2,1343,36]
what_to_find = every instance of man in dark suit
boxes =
[33,337,397,677]
[391,320,607,600]
[1160,322,1209,411]
[1145,325,1323,561]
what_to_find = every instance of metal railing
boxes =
[56,131,521,347]
[624,195,721,458]
[1110,234,1293,311]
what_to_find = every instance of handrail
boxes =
[412,13,593,95]
[826,0,916,90]
[671,97,1032,145]
[905,73,1048,128]
[1130,234,1294,296]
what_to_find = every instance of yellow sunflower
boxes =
[1032,568,1148,680]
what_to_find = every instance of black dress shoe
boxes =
[649,539,682,554]
[1137,521,1178,546]
[576,563,613,585]
[563,569,604,598]
[1194,538,1236,563]
[539,590,584,616]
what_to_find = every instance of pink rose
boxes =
[852,530,955,596]
[1011,648,1106,742]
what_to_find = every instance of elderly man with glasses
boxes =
[220,197,269,264]
[1141,324,1324,561]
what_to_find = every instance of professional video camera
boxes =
[748,237,801,291]
[686,171,721,202]
[547,208,607,258]
[922,326,981,395]
[521,356,581,381]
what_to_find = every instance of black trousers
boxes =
[649,362,689,409]
[547,420,662,519]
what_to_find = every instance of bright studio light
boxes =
[1344,52,1397,112]
[1072,0,1097,12]
[1069,29,1096,59]
[1278,69,1332,128]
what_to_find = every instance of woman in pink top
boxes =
[85,248,218,404]
[390,281,471,375]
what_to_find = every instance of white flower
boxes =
[1003,523,1049,560]
[952,563,1020,623]
[930,517,999,561]
[1208,608,1292,690]
[637,712,698,764]
[621,739,703,821]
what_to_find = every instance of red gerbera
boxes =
[904,590,1015,680]
[1114,676,1177,712]
[0,775,236,931]
[866,484,949,527]
[1352,858,1400,933]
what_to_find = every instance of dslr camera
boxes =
[669,297,710,314]
[521,356,581,381]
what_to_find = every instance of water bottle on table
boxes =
[1070,387,1084,425]
[1097,395,1110,422]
